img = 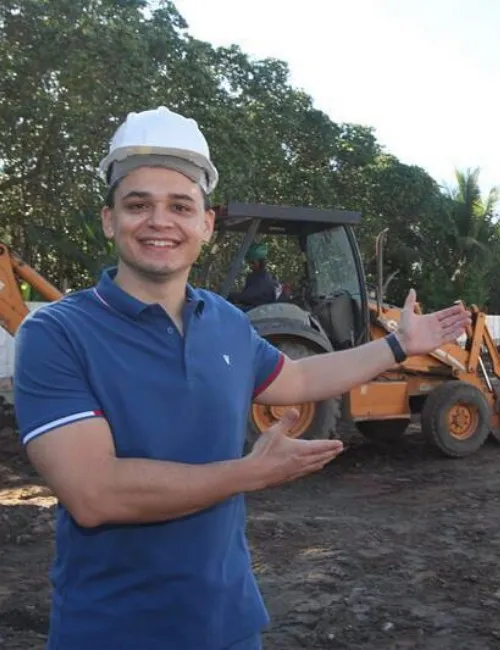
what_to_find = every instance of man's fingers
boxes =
[293,438,344,455]
[404,288,417,309]
[305,448,344,465]
[439,312,471,339]
[443,320,468,337]
[293,454,342,479]
[435,304,469,321]
[422,309,470,338]
[293,442,344,466]
[441,320,468,336]
[309,439,344,453]
[439,310,471,326]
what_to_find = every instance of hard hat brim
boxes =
[98,145,219,194]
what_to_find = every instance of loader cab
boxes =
[304,223,368,348]
[197,202,370,351]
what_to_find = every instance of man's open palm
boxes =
[248,410,344,488]
[398,289,470,356]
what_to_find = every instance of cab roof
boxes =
[213,201,362,235]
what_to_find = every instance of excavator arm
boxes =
[0,243,62,336]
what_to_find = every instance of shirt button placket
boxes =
[183,319,195,386]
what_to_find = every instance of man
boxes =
[13,106,469,650]
[229,242,281,309]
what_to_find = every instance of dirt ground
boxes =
[2,422,500,650]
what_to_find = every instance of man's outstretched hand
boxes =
[245,409,344,490]
[397,289,471,357]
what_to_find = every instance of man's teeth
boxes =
[144,240,178,247]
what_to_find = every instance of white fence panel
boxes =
[0,302,48,384]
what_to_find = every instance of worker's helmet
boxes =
[246,242,268,262]
[98,106,219,194]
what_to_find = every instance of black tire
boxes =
[248,338,341,444]
[0,395,8,431]
[356,418,410,445]
[421,381,490,458]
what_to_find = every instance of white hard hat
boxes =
[98,106,219,194]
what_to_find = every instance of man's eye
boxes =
[127,202,147,211]
[173,204,190,213]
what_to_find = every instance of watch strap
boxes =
[385,332,407,363]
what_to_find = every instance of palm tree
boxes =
[446,168,499,294]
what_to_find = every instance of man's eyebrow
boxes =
[121,191,152,201]
[170,193,195,203]
[120,191,195,203]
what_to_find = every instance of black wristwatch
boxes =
[385,332,407,363]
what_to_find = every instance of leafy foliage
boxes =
[0,0,498,310]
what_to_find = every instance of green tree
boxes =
[1,0,497,317]
[0,0,189,286]
[445,168,499,307]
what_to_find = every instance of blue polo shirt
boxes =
[13,267,284,650]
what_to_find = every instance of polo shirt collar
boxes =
[94,267,205,319]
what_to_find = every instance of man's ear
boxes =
[101,206,114,240]
[202,209,216,243]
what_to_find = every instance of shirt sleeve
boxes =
[250,325,285,398]
[13,308,104,446]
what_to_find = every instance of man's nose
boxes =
[148,205,175,227]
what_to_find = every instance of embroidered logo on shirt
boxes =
[223,354,231,366]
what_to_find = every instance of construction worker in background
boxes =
[229,242,282,309]
[13,106,470,650]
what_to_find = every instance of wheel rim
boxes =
[251,402,316,438]
[447,401,479,440]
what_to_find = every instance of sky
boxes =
[173,0,499,197]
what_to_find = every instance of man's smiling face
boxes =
[101,166,214,283]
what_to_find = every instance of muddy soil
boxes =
[2,423,500,649]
